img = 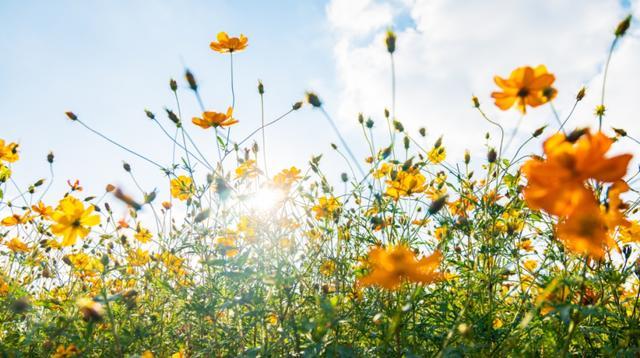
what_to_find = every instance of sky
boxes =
[2,0,640,207]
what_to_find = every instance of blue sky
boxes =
[2,0,640,206]
[2,0,346,201]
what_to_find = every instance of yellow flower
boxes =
[373,162,393,179]
[134,226,152,243]
[428,146,446,164]
[210,32,248,53]
[141,351,154,358]
[31,201,53,218]
[216,235,239,257]
[235,159,261,179]
[492,318,504,329]
[491,65,557,114]
[320,260,336,276]
[192,107,238,129]
[67,252,104,276]
[170,351,186,358]
[1,211,32,226]
[385,169,427,200]
[50,196,100,247]
[523,259,538,272]
[311,196,341,220]
[5,237,29,253]
[170,176,194,201]
[0,139,19,163]
[52,344,80,358]
[359,245,444,290]
[128,248,150,266]
[273,167,301,189]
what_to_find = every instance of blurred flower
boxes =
[210,32,248,53]
[5,237,29,253]
[556,196,613,259]
[31,201,53,218]
[76,297,104,322]
[491,65,556,114]
[320,260,336,276]
[52,344,80,358]
[386,168,427,200]
[273,166,301,189]
[359,245,444,290]
[235,159,261,179]
[311,196,341,220]
[170,176,194,201]
[134,226,152,243]
[51,196,100,247]
[1,211,32,226]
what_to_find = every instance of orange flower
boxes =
[31,201,53,218]
[192,107,238,129]
[210,32,248,53]
[385,168,427,200]
[359,245,444,290]
[1,211,32,226]
[491,65,556,114]
[522,130,632,216]
[555,195,614,259]
[5,237,29,253]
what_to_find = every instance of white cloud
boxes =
[326,0,638,161]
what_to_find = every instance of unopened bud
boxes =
[47,151,54,164]
[615,15,632,37]
[341,173,348,182]
[532,125,546,138]
[306,92,322,107]
[385,29,396,54]
[292,101,303,110]
[144,109,155,120]
[428,195,448,215]
[419,127,426,137]
[464,150,471,164]
[576,87,586,101]
[358,113,364,124]
[366,118,374,129]
[613,127,627,137]
[622,244,632,259]
[403,136,410,150]
[65,111,77,121]
[185,69,197,91]
[169,79,177,92]
[165,108,181,126]
[487,148,497,163]
[393,120,404,132]
[106,184,115,192]
[123,162,131,172]
[472,96,480,108]
[258,80,264,95]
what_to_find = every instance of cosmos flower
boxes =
[192,107,238,129]
[210,32,248,53]
[491,65,557,114]
[50,196,100,247]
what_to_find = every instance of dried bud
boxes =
[258,80,264,95]
[106,184,116,192]
[613,127,627,137]
[185,69,197,91]
[144,109,155,120]
[385,29,396,54]
[428,195,448,215]
[292,101,303,110]
[532,125,546,138]
[487,148,497,163]
[576,87,586,101]
[65,111,78,121]
[165,108,181,126]
[472,96,480,108]
[169,78,177,92]
[306,92,322,107]
[384,108,390,118]
[393,120,404,132]
[615,15,632,37]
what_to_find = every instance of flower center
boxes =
[517,88,530,98]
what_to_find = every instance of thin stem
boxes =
[599,37,618,131]
[319,107,365,177]
[75,119,164,170]
[260,92,268,177]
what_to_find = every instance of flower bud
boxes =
[385,29,396,54]
[487,148,497,163]
[366,118,374,129]
[292,101,303,110]
[532,125,546,138]
[106,184,115,192]
[306,92,322,107]
[428,195,448,215]
[615,15,632,37]
[613,127,627,137]
[65,111,78,121]
[419,127,426,137]
[123,162,131,172]
[393,120,404,132]
[341,173,348,182]
[47,151,55,164]
[403,136,410,150]
[576,87,586,101]
[185,69,197,91]
[472,96,480,108]
[145,109,155,120]
[622,244,632,259]
[165,108,181,126]
[169,79,177,92]
[258,80,264,95]
[358,113,364,124]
